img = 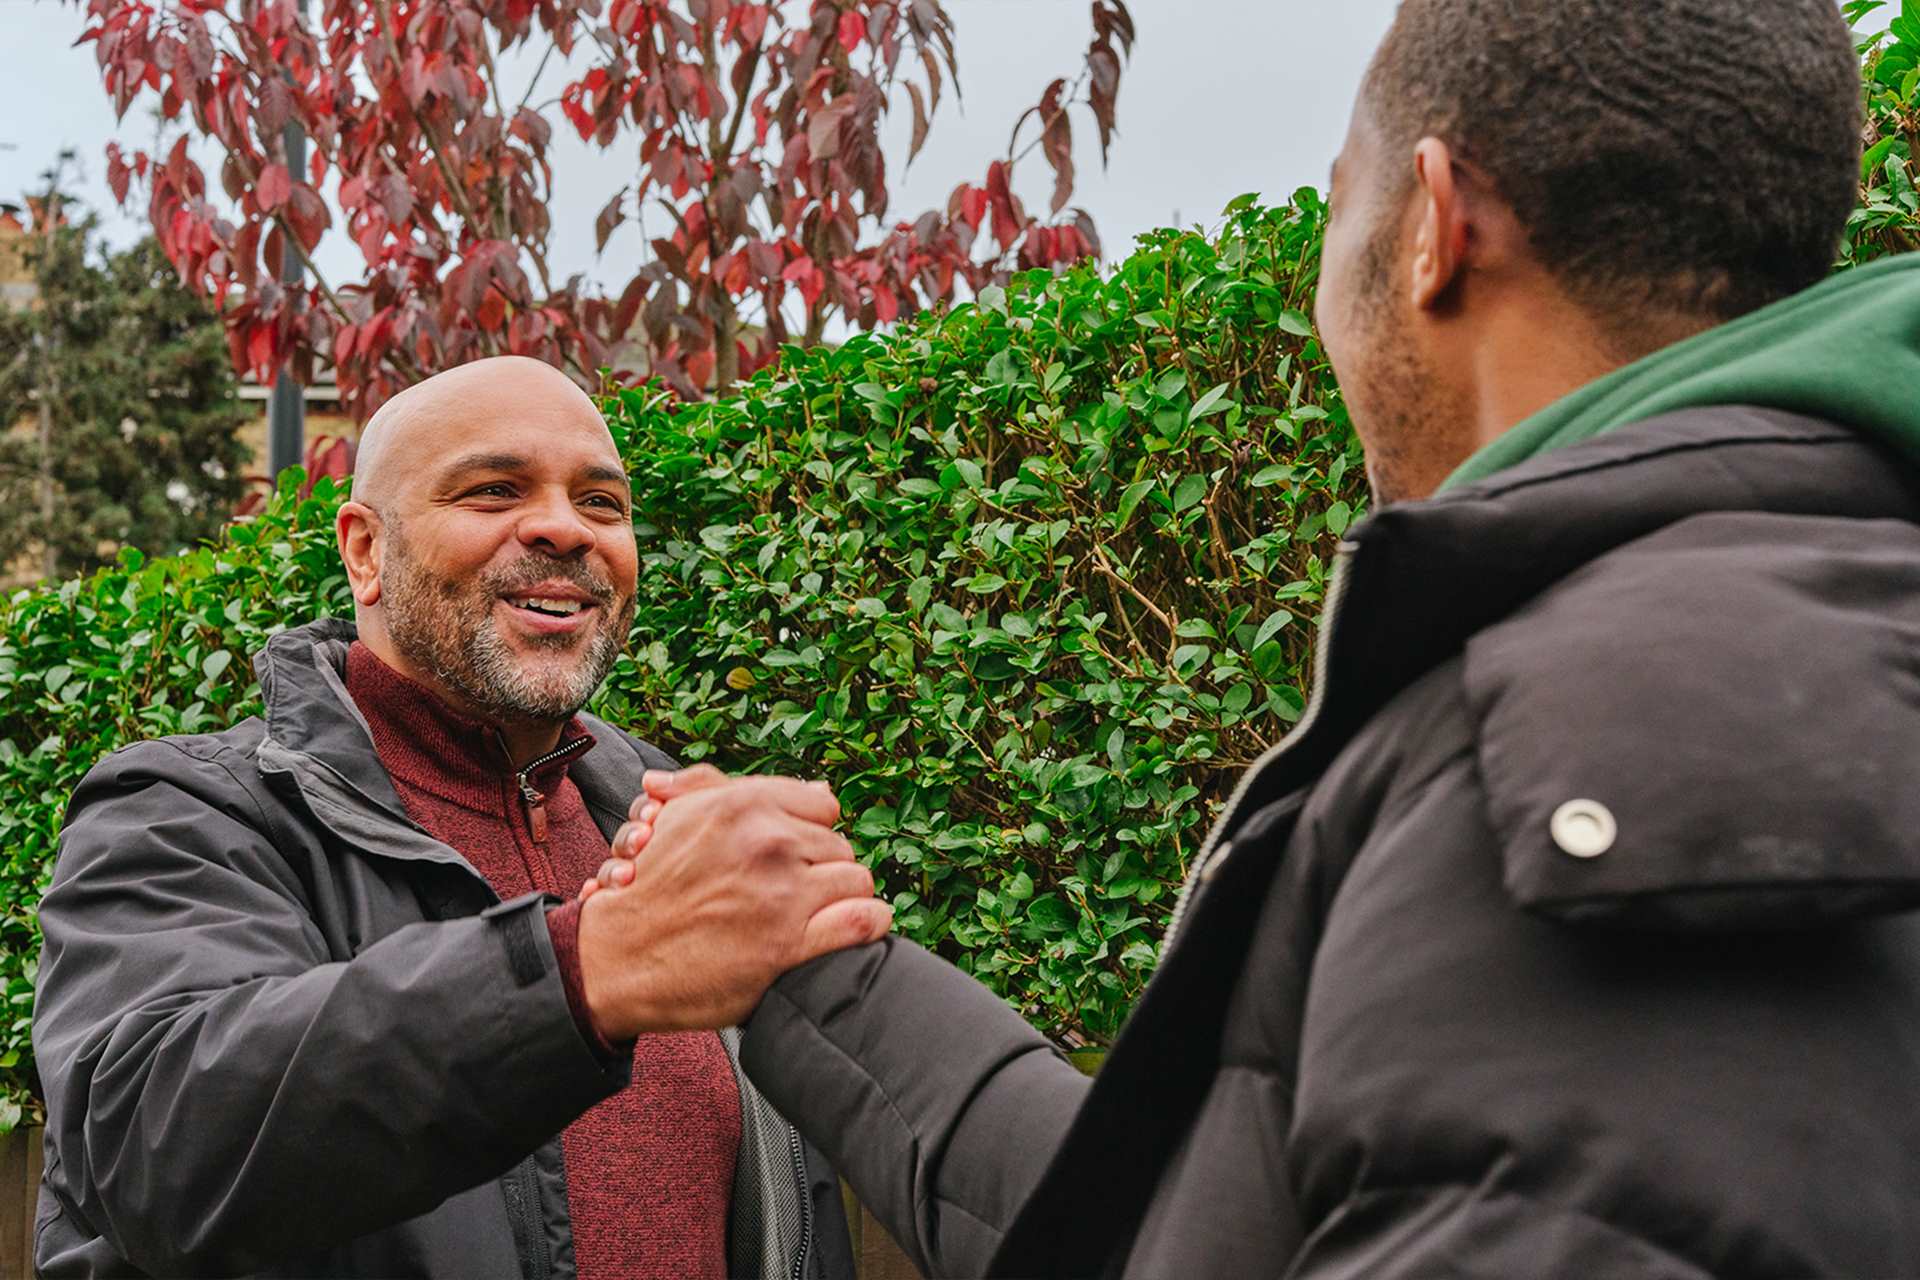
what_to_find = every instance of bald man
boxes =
[31,357,879,1280]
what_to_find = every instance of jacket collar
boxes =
[1208,405,1920,852]
[251,618,649,864]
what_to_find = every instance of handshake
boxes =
[570,765,890,1041]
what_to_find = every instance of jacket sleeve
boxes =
[740,936,1091,1279]
[32,740,628,1276]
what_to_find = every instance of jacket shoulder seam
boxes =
[1469,427,1858,504]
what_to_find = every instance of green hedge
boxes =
[598,192,1358,1044]
[2,21,1916,1128]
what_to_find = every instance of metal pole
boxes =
[266,0,309,479]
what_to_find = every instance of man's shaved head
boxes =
[335,356,638,758]
[353,356,607,515]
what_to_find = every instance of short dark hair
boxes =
[1362,0,1862,324]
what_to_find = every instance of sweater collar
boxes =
[343,640,595,815]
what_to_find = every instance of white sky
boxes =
[0,1,1891,294]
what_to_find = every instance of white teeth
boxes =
[510,597,585,615]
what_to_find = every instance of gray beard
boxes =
[380,535,631,727]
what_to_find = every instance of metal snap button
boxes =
[1550,799,1616,859]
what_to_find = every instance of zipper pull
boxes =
[517,774,548,843]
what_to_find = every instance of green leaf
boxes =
[1252,609,1292,650]
[1189,382,1233,420]
[1862,135,1899,180]
[1115,478,1156,528]
[967,574,1008,593]
[201,650,233,681]
[1171,474,1208,512]
[1274,309,1315,337]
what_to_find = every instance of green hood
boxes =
[1442,251,1920,491]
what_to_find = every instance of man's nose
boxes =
[515,489,597,558]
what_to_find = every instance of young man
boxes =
[32,357,888,1277]
[614,0,1920,1274]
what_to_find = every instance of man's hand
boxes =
[575,771,890,1039]
[579,765,729,900]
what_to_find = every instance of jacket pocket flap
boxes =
[1463,515,1920,933]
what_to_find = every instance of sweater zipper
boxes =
[1162,540,1359,952]
[510,738,588,844]
[786,1124,815,1280]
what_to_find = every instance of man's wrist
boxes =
[547,899,631,1059]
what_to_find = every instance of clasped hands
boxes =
[572,765,889,1042]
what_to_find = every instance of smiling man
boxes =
[31,356,881,1279]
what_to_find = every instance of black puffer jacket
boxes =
[34,619,854,1279]
[741,407,1920,1277]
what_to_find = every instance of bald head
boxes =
[354,356,608,513]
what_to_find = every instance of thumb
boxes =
[642,762,730,801]
[796,898,894,965]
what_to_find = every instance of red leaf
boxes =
[106,142,132,204]
[256,162,292,212]
[333,323,358,369]
[837,11,866,52]
[960,185,987,229]
[595,187,627,254]
[247,322,276,380]
[905,80,929,164]
[985,160,1021,249]
[781,257,825,309]
[477,288,507,332]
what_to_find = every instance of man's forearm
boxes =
[40,895,623,1275]
[742,938,1091,1279]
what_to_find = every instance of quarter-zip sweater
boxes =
[345,642,740,1280]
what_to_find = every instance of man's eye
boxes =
[584,494,628,512]
[472,483,515,498]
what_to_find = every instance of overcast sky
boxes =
[0,0,1404,287]
[0,1,1891,292]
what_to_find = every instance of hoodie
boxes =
[1444,251,1920,490]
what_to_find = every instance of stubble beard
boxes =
[1343,216,1472,508]
[380,525,635,726]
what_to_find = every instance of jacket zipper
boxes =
[510,738,589,844]
[506,1155,553,1280]
[1161,541,1359,952]
[786,1123,815,1280]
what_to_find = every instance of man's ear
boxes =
[1409,136,1470,313]
[337,501,384,608]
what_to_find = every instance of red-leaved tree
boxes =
[73,0,1133,414]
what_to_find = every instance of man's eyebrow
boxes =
[436,452,532,484]
[581,464,631,487]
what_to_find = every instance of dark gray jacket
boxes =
[742,407,1920,1278]
[33,618,854,1280]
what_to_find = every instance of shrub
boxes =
[599,192,1359,1044]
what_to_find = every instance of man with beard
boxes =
[31,356,886,1279]
[599,0,1920,1274]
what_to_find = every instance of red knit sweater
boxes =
[345,643,740,1280]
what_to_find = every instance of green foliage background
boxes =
[0,16,1915,1129]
